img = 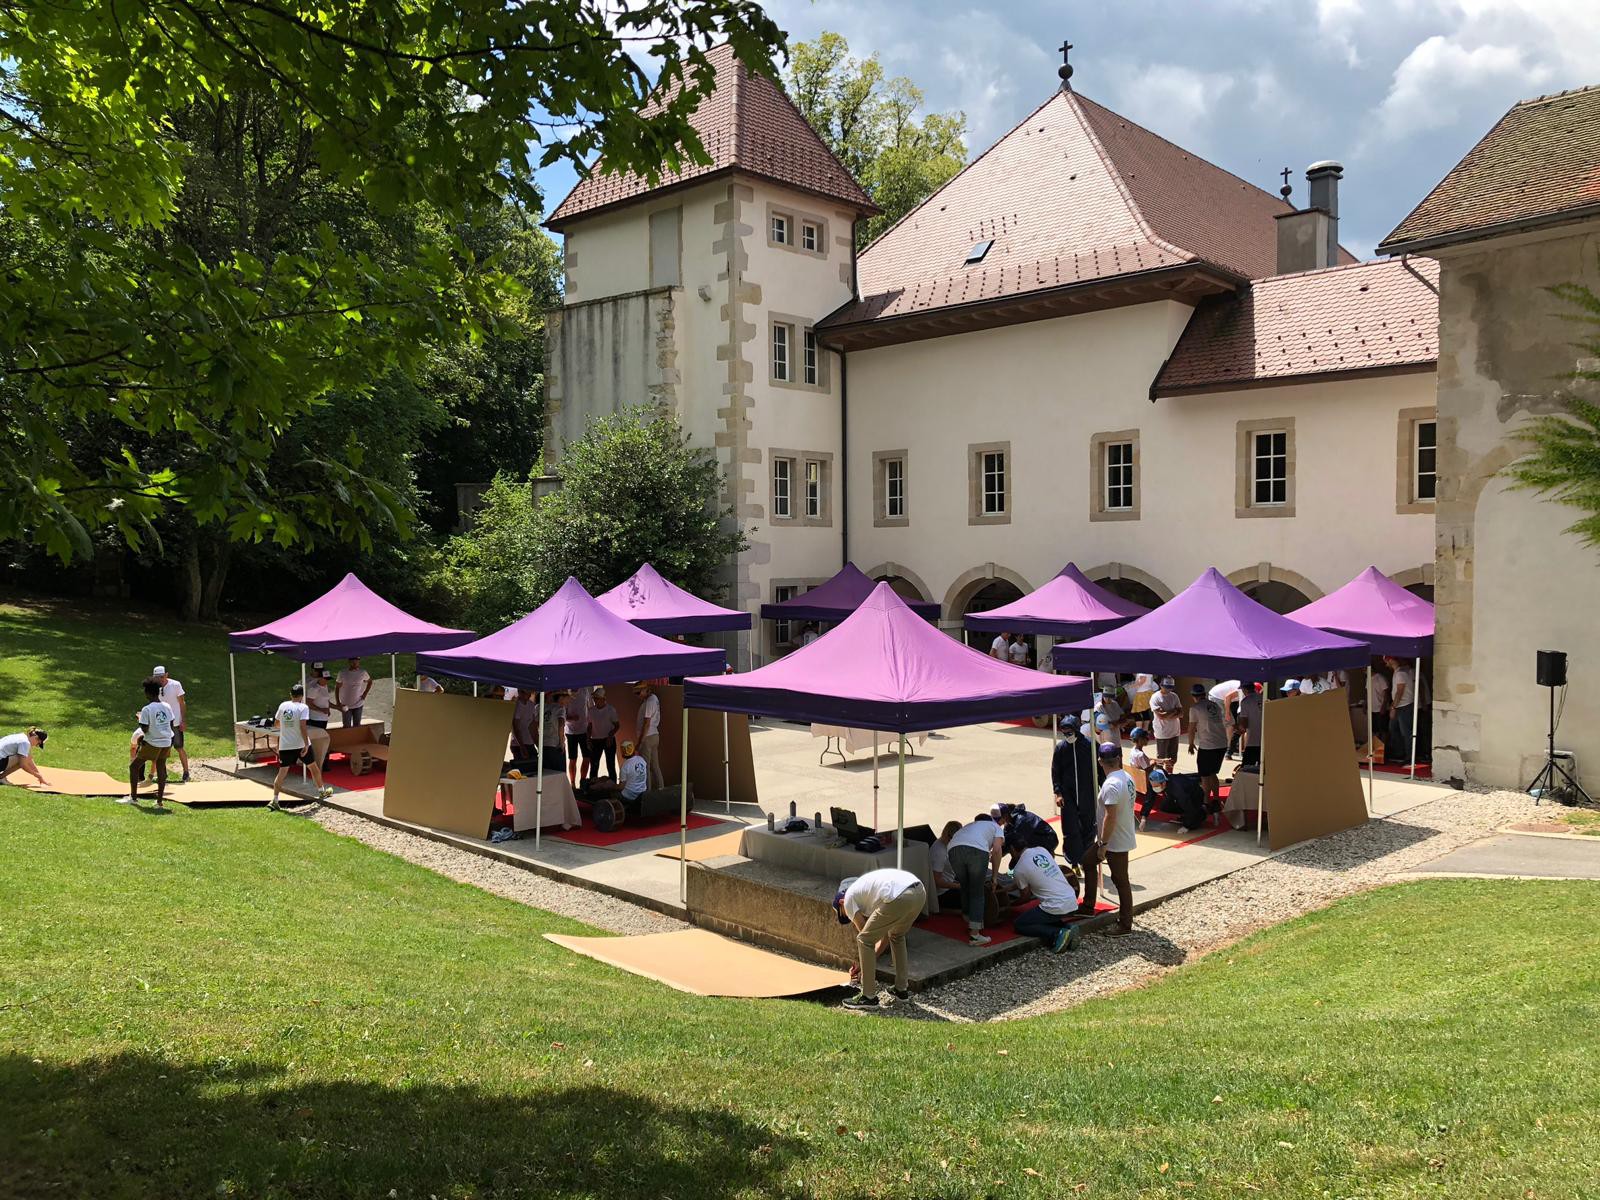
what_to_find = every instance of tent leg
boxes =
[1409,655,1421,780]
[1257,698,1267,845]
[391,653,398,714]
[680,704,691,904]
[895,735,906,871]
[299,662,309,783]
[229,654,239,765]
[535,693,546,850]
[722,711,730,814]
[872,732,880,833]
[1365,668,1375,816]
[473,681,479,697]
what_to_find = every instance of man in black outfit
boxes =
[1051,723,1101,914]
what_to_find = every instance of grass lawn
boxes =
[1554,807,1600,836]
[0,592,413,777]
[3,794,1599,1199]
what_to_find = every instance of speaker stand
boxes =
[1525,684,1593,805]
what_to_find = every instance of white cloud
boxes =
[1102,62,1240,149]
[1374,35,1546,138]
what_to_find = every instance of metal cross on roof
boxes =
[1058,40,1075,88]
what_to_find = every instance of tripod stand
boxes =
[1525,683,1592,805]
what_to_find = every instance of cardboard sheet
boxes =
[382,689,511,839]
[11,768,138,796]
[1261,688,1368,850]
[662,684,758,807]
[162,779,276,806]
[653,828,749,862]
[1129,822,1226,861]
[544,928,849,998]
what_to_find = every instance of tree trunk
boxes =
[178,539,203,623]
[199,537,231,622]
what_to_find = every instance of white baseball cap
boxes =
[152,665,168,676]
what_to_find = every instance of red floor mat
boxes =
[918,898,1119,946]
[549,807,726,848]
[320,754,387,793]
[1368,760,1433,779]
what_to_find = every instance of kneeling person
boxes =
[835,868,926,1010]
[1010,846,1083,954]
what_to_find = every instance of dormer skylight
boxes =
[965,239,994,264]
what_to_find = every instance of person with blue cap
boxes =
[834,868,925,1011]
[1097,741,1138,936]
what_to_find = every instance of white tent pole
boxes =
[229,654,239,764]
[895,734,906,870]
[473,681,478,697]
[872,732,880,832]
[1365,667,1375,816]
[535,692,546,849]
[680,701,691,904]
[300,661,308,782]
[722,711,730,814]
[391,653,398,712]
[1409,655,1421,780]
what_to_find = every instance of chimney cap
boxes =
[1307,160,1344,175]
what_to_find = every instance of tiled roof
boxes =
[1152,257,1439,396]
[546,44,876,229]
[1381,84,1600,252]
[822,87,1353,332]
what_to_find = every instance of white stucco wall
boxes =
[845,301,1436,622]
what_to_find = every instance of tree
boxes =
[785,32,967,245]
[0,1,784,562]
[1503,280,1600,550]
[442,408,746,631]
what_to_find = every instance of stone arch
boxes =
[863,562,936,606]
[1389,563,1435,602]
[1225,563,1326,612]
[943,563,1035,619]
[1079,561,1176,605]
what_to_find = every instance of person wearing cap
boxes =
[1052,717,1101,915]
[335,657,372,728]
[834,867,925,1010]
[993,802,1058,869]
[125,677,177,807]
[1149,677,1183,767]
[271,681,331,810]
[1139,768,1171,829]
[1008,845,1084,955]
[634,682,664,790]
[947,814,1005,946]
[1097,742,1138,936]
[584,686,620,784]
[617,739,649,804]
[0,727,49,785]
[1130,672,1158,723]
[1186,683,1229,810]
[150,665,191,782]
[305,667,334,731]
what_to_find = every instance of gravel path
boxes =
[910,788,1541,1022]
[307,805,683,936]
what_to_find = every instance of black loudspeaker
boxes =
[1536,649,1568,688]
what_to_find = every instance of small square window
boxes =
[771,323,791,382]
[1414,419,1437,502]
[982,450,1006,515]
[771,214,790,245]
[772,457,793,519]
[1252,430,1288,506]
[803,330,818,385]
[801,222,820,252]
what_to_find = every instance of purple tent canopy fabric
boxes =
[688,583,1089,732]
[228,573,475,661]
[964,562,1148,637]
[1287,566,1434,657]
[758,562,940,622]
[1051,568,1370,679]
[416,577,726,691]
[595,563,752,635]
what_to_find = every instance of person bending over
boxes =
[994,802,1058,869]
[1009,846,1083,954]
[0,727,49,786]
[834,868,926,1011]
[946,814,1004,946]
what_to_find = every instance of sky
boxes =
[532,0,1600,260]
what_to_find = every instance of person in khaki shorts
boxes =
[834,868,926,1010]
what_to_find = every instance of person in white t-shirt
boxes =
[1097,742,1138,936]
[0,727,49,785]
[585,687,620,783]
[511,690,539,759]
[150,665,191,781]
[1385,656,1417,763]
[271,682,329,810]
[126,678,177,807]
[563,686,591,787]
[799,622,821,647]
[618,740,649,803]
[1007,636,1030,667]
[334,658,372,728]
[1236,685,1265,768]
[1009,845,1083,953]
[927,819,962,899]
[989,632,1010,660]
[834,868,926,1009]
[416,674,443,695]
[1148,677,1182,766]
[634,683,664,789]
[947,815,1005,946]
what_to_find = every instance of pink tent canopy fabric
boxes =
[595,563,752,634]
[758,562,940,622]
[1051,568,1371,679]
[688,582,1089,732]
[228,573,474,661]
[964,562,1149,637]
[416,577,726,691]
[1287,566,1434,657]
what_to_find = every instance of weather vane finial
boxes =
[1280,166,1293,202]
[1058,40,1074,90]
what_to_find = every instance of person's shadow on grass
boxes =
[1,1051,803,1199]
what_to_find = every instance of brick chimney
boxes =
[1274,160,1344,274]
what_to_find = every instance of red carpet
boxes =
[550,806,726,848]
[1368,760,1433,779]
[321,754,387,793]
[918,898,1119,946]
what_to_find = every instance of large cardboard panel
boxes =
[658,685,758,807]
[382,689,510,839]
[13,767,136,796]
[1262,687,1368,850]
[544,929,848,997]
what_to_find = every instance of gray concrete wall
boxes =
[1430,220,1600,789]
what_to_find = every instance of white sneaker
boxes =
[969,932,993,947]
[116,796,138,805]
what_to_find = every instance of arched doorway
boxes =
[877,575,928,604]
[963,579,1025,651]
[1239,579,1313,614]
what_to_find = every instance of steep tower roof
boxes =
[547,43,877,230]
[820,87,1354,347]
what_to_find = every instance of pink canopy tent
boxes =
[226,572,476,737]
[680,584,1091,891]
[759,562,940,623]
[1289,566,1436,789]
[417,577,727,847]
[964,562,1149,638]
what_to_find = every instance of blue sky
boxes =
[533,0,1599,259]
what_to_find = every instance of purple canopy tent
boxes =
[964,563,1148,638]
[226,572,476,745]
[417,577,726,846]
[1289,566,1436,792]
[1052,569,1370,840]
[758,562,940,624]
[598,563,752,810]
[682,583,1091,897]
